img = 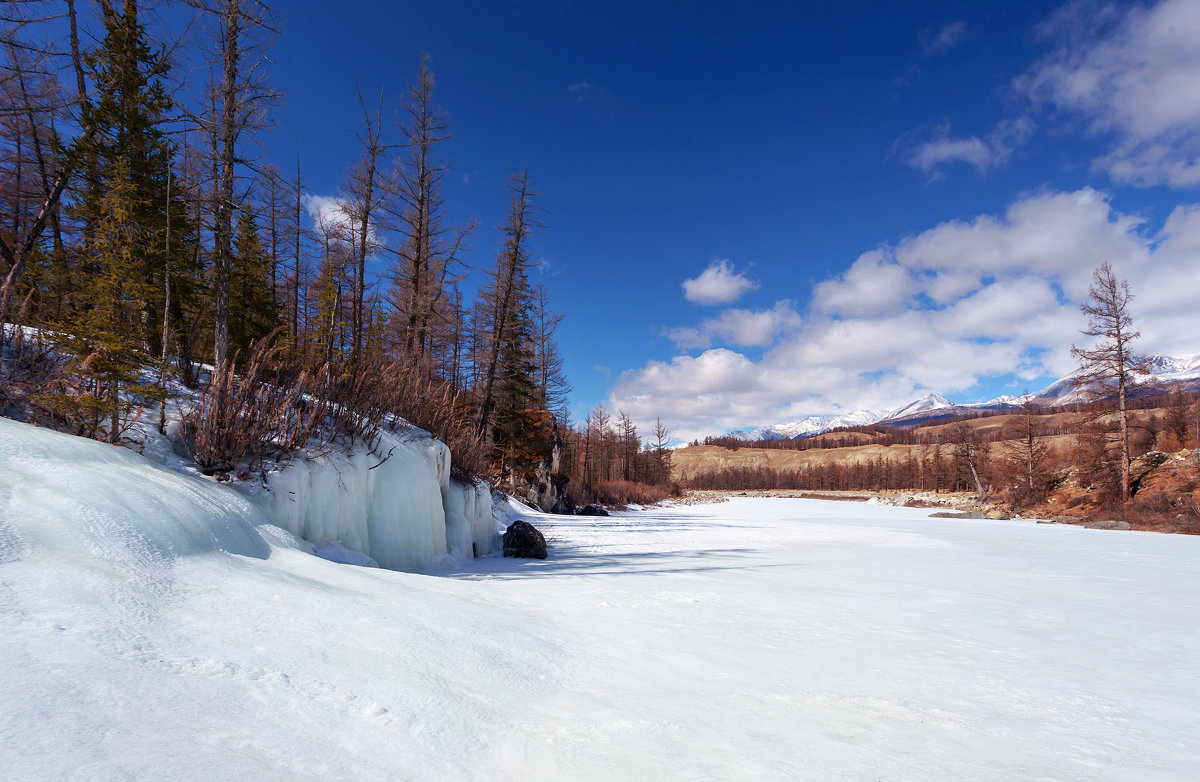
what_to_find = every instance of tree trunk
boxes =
[213,0,242,371]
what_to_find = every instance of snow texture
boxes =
[3,415,1200,780]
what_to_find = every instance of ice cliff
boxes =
[1,413,500,574]
[234,426,500,571]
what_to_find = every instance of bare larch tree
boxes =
[1070,262,1144,499]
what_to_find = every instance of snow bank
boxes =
[238,427,500,571]
[0,416,307,567]
[0,414,564,781]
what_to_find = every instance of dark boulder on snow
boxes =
[578,504,609,517]
[503,520,548,559]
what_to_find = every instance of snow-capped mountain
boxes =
[719,354,1200,442]
[1142,354,1200,377]
[979,394,1024,406]
[1029,353,1200,407]
[884,393,954,422]
[729,408,887,441]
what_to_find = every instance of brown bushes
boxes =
[179,337,489,482]
[180,336,327,475]
[585,480,675,508]
[354,358,489,482]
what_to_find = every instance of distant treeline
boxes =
[686,387,1200,502]
[686,444,989,494]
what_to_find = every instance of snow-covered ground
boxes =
[3,418,1199,780]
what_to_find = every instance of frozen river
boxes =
[448,498,1200,781]
[3,419,1199,780]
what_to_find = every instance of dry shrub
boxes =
[1,326,65,421]
[180,335,327,475]
[354,358,489,483]
[592,480,672,508]
[181,339,489,482]
[1117,490,1200,533]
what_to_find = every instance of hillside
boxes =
[719,354,1200,442]
[676,402,1200,531]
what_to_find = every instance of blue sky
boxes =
[244,0,1200,441]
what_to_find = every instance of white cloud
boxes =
[667,301,801,350]
[306,194,383,250]
[922,20,969,55]
[612,188,1198,443]
[568,81,607,105]
[1019,0,1200,186]
[681,259,760,305]
[813,250,915,316]
[893,119,1033,177]
[306,195,354,236]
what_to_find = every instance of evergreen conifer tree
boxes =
[48,157,165,442]
[229,206,278,358]
[46,0,178,440]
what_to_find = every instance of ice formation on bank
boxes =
[239,426,497,571]
[2,407,499,574]
[0,416,307,566]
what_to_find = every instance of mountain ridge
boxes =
[720,353,1200,442]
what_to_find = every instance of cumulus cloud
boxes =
[306,194,383,250]
[306,194,353,233]
[681,259,760,305]
[813,250,915,316]
[612,188,1198,443]
[1018,0,1200,186]
[666,301,802,350]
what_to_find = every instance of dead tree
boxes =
[343,80,388,366]
[187,0,277,370]
[1070,262,1144,499]
[387,54,472,365]
[998,397,1050,504]
[952,411,985,498]
[0,0,92,338]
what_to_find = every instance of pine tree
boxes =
[41,0,180,440]
[48,157,165,442]
[71,0,182,354]
[229,206,278,358]
[490,290,542,484]
[477,170,538,437]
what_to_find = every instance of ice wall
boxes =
[443,478,498,560]
[242,427,499,571]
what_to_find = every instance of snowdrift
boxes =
[2,411,499,574]
[4,421,1200,779]
[0,415,561,780]
[0,416,304,565]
